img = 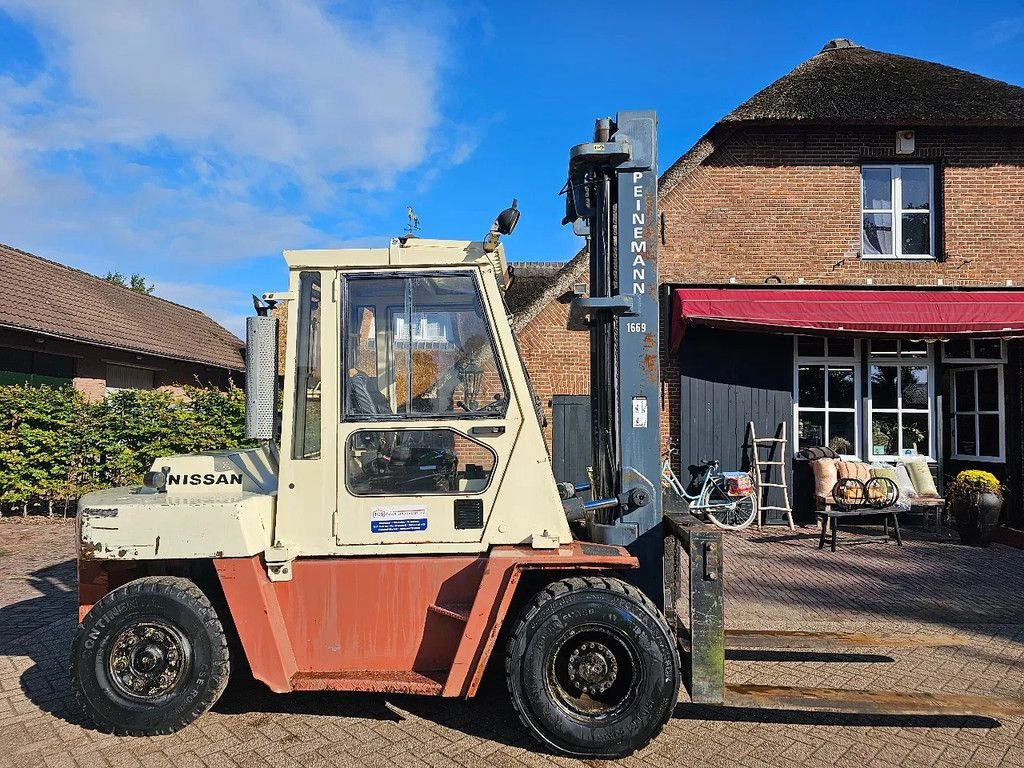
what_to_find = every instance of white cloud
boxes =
[0,1,466,327]
[1,1,445,185]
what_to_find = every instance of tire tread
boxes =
[72,575,230,737]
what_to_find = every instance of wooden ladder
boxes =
[748,421,794,530]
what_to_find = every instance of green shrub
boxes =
[0,383,253,516]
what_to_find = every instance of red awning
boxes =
[670,287,1024,349]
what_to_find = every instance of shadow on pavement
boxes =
[674,703,1000,729]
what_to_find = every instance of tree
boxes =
[103,271,155,295]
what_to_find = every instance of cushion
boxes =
[799,446,841,461]
[869,464,899,484]
[894,463,917,499]
[903,459,939,498]
[809,458,838,501]
[836,460,871,483]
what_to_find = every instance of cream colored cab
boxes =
[271,239,570,562]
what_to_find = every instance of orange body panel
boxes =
[214,543,636,696]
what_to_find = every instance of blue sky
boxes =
[1,1,1022,337]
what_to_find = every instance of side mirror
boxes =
[245,316,279,440]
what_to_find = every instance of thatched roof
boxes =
[514,41,1024,326]
[503,261,566,316]
[723,39,1024,128]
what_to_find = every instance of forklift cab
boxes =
[270,239,571,561]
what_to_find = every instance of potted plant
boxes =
[947,470,1004,547]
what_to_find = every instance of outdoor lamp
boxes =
[459,359,485,410]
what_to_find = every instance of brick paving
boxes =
[1,517,1023,768]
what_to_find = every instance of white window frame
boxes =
[867,341,936,461]
[793,338,861,459]
[941,339,1007,364]
[950,365,1005,462]
[861,164,935,260]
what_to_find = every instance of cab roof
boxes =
[284,238,508,274]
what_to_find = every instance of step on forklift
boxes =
[71,112,1024,757]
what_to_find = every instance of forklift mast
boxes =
[565,111,662,600]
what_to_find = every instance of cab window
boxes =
[292,271,321,459]
[343,274,507,419]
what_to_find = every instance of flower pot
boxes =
[952,490,1003,547]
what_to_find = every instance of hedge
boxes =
[0,383,253,516]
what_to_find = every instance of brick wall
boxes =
[518,124,1024,453]
[515,279,591,444]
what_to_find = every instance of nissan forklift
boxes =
[70,112,1022,757]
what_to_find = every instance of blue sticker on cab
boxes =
[370,504,428,533]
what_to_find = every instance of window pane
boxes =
[954,369,976,412]
[871,412,898,456]
[944,339,971,359]
[871,365,898,408]
[862,167,892,209]
[293,271,322,459]
[828,366,855,408]
[974,339,1002,359]
[955,415,977,456]
[798,365,825,407]
[347,429,496,496]
[977,368,999,411]
[901,167,931,210]
[871,339,898,356]
[345,275,507,419]
[901,366,929,409]
[978,414,1000,457]
[797,336,825,357]
[901,339,927,356]
[863,214,893,255]
[828,338,855,358]
[798,411,825,450]
[829,412,856,455]
[901,213,930,255]
[901,413,929,456]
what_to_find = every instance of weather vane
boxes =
[405,206,421,233]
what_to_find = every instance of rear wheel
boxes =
[505,576,680,757]
[71,576,230,735]
[702,486,757,530]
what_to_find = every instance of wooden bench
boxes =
[816,499,902,552]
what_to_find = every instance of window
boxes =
[861,165,934,259]
[292,271,322,459]
[868,340,934,459]
[794,337,859,456]
[0,347,74,387]
[346,428,496,496]
[951,367,1004,461]
[344,273,507,419]
[105,364,155,394]
[942,339,1006,363]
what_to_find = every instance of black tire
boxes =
[505,576,680,758]
[71,576,230,735]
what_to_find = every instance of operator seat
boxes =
[346,369,393,416]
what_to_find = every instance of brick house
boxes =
[514,40,1024,527]
[0,243,244,399]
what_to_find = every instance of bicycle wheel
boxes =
[701,483,757,531]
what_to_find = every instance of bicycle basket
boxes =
[722,471,753,497]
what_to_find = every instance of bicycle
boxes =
[661,446,758,531]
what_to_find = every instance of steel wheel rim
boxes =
[545,623,643,722]
[106,620,192,702]
[707,494,755,530]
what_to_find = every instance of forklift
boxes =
[70,112,1022,757]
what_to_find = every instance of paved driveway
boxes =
[1,518,1023,768]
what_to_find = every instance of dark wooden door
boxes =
[551,395,592,485]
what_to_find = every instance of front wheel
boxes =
[505,576,680,758]
[71,576,230,735]
[702,486,757,530]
